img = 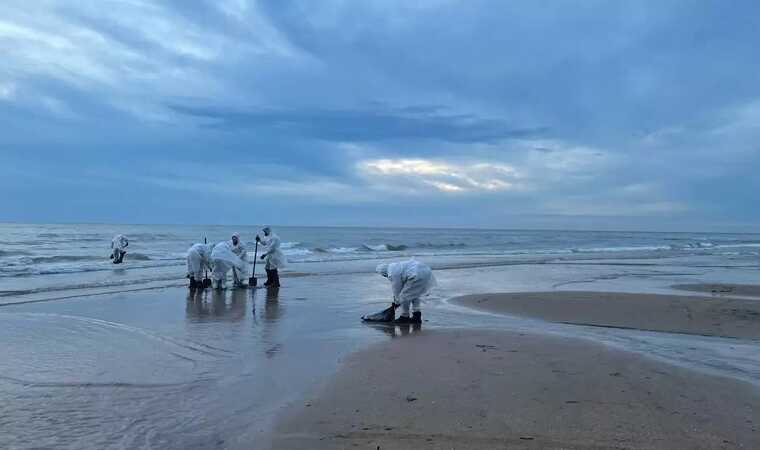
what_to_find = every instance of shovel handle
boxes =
[252,240,258,277]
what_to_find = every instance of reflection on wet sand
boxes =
[252,287,286,358]
[185,288,247,322]
[365,322,423,339]
[263,287,282,323]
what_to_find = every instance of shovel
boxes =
[202,237,212,288]
[248,240,259,287]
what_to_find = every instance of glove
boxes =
[260,254,266,260]
[255,236,261,242]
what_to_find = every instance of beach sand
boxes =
[451,291,760,339]
[271,328,760,449]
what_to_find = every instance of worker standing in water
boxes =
[210,233,248,289]
[186,242,213,288]
[375,259,435,324]
[228,233,249,287]
[110,234,129,264]
[256,226,286,288]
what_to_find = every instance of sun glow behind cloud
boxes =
[359,158,522,193]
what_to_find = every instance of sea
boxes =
[2,223,760,303]
[1,223,760,449]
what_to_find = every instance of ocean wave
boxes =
[126,233,177,241]
[669,241,717,250]
[360,243,408,252]
[282,248,313,257]
[330,247,360,253]
[714,243,760,249]
[0,273,186,297]
[0,250,32,258]
[416,242,467,249]
[0,261,183,278]
[21,255,102,264]
[16,253,153,264]
[361,244,386,251]
[280,241,300,249]
[572,245,670,253]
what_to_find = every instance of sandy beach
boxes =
[451,291,760,339]
[271,288,760,449]
[271,328,760,449]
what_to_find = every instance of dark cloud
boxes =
[169,103,548,143]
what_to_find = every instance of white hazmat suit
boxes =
[210,236,248,288]
[259,229,286,270]
[258,227,286,288]
[376,259,435,319]
[110,234,129,263]
[229,233,249,286]
[186,243,213,282]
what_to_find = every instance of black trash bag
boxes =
[362,304,396,322]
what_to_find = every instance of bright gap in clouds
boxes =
[359,158,522,193]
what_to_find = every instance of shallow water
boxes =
[2,225,760,449]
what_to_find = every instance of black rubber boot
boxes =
[271,269,280,288]
[411,311,422,324]
[394,315,415,324]
[264,269,273,286]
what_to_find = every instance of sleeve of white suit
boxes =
[264,235,279,255]
[390,273,404,303]
[239,243,249,263]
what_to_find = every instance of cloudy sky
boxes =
[1,1,759,230]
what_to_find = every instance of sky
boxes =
[1,1,759,231]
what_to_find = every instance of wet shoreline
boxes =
[2,259,760,449]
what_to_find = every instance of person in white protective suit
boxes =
[210,233,248,289]
[375,259,435,324]
[186,243,213,288]
[256,226,286,288]
[110,234,129,264]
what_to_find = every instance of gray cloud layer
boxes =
[1,0,759,230]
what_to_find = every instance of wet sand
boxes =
[451,291,760,339]
[271,329,760,449]
[672,283,760,298]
